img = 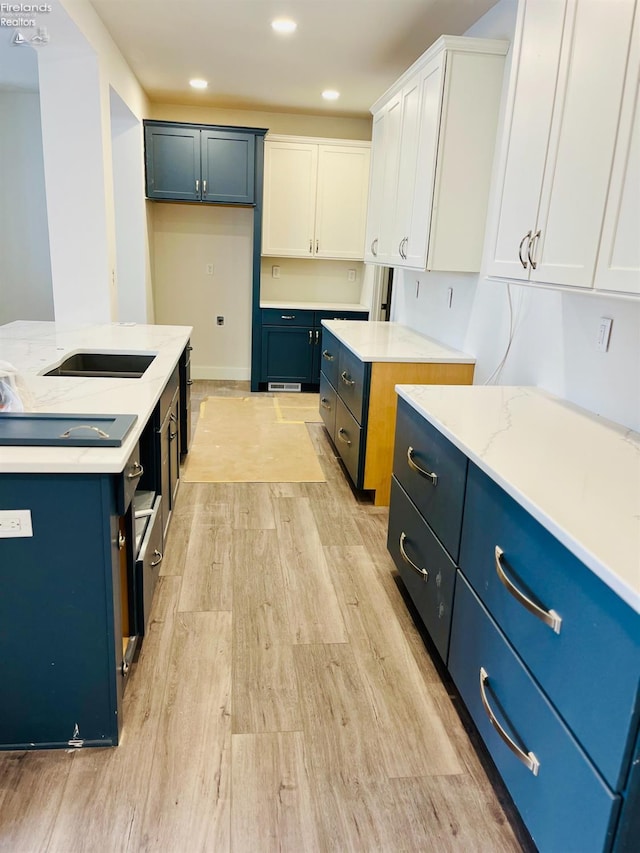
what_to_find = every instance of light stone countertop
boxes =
[260,300,369,312]
[322,320,476,364]
[0,320,192,474]
[396,384,640,613]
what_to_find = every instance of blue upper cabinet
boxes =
[144,121,262,204]
[201,129,255,204]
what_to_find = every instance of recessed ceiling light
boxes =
[189,78,208,90]
[322,89,340,101]
[271,18,297,34]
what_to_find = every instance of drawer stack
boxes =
[386,395,640,852]
[319,327,371,488]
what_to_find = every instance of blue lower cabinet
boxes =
[449,573,620,853]
[260,326,315,383]
[319,372,337,441]
[387,476,456,662]
[334,396,364,487]
[613,727,640,851]
[460,463,640,793]
[392,397,467,562]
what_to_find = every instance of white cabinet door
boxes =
[595,8,640,296]
[315,145,370,259]
[531,0,635,288]
[392,72,422,267]
[403,53,445,269]
[376,92,403,264]
[485,0,568,282]
[364,111,387,262]
[262,142,317,257]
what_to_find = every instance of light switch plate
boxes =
[0,509,33,538]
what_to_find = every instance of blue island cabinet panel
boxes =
[0,474,122,749]
[460,463,640,793]
[449,574,620,853]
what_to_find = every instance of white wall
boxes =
[390,0,640,431]
[260,258,364,304]
[0,92,54,324]
[152,203,254,379]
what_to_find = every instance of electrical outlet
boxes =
[597,317,613,352]
[347,269,356,282]
[216,316,224,326]
[272,265,280,278]
[0,509,33,538]
[206,263,214,276]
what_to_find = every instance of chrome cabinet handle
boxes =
[399,532,428,581]
[322,350,334,361]
[186,345,193,352]
[337,427,351,446]
[169,429,178,441]
[195,179,199,193]
[494,546,562,633]
[281,314,295,320]
[186,379,193,385]
[308,330,313,344]
[127,461,144,480]
[371,237,378,257]
[320,397,331,410]
[402,237,408,258]
[406,446,437,486]
[315,329,319,344]
[59,424,110,439]
[527,229,541,270]
[398,238,405,259]
[118,531,126,550]
[203,179,207,196]
[518,231,532,269]
[315,239,319,253]
[340,371,355,387]
[309,239,313,254]
[479,667,540,776]
[150,549,163,567]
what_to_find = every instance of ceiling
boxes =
[88,0,499,117]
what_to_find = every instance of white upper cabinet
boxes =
[262,136,370,260]
[486,0,637,292]
[364,36,508,272]
[595,6,640,296]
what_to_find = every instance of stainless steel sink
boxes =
[44,352,156,378]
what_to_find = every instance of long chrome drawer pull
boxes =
[494,546,562,634]
[399,532,428,581]
[127,461,144,480]
[320,397,331,410]
[479,667,540,776]
[281,314,295,320]
[60,425,109,439]
[322,350,335,361]
[340,371,355,386]
[406,447,438,486]
[150,549,163,567]
[337,428,351,446]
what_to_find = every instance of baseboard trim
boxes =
[191,366,251,380]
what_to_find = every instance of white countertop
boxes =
[396,384,640,614]
[0,321,192,474]
[322,320,476,364]
[261,300,369,313]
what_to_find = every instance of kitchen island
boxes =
[387,384,640,852]
[0,320,192,750]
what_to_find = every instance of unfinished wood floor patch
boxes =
[183,396,325,483]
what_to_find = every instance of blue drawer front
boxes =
[315,310,368,322]
[319,329,340,389]
[392,397,467,562]
[337,345,367,424]
[449,574,620,853]
[387,477,456,662]
[319,372,337,442]
[460,463,640,792]
[261,308,315,326]
[334,396,364,488]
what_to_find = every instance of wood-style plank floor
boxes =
[0,381,535,853]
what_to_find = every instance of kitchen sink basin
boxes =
[45,352,156,378]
